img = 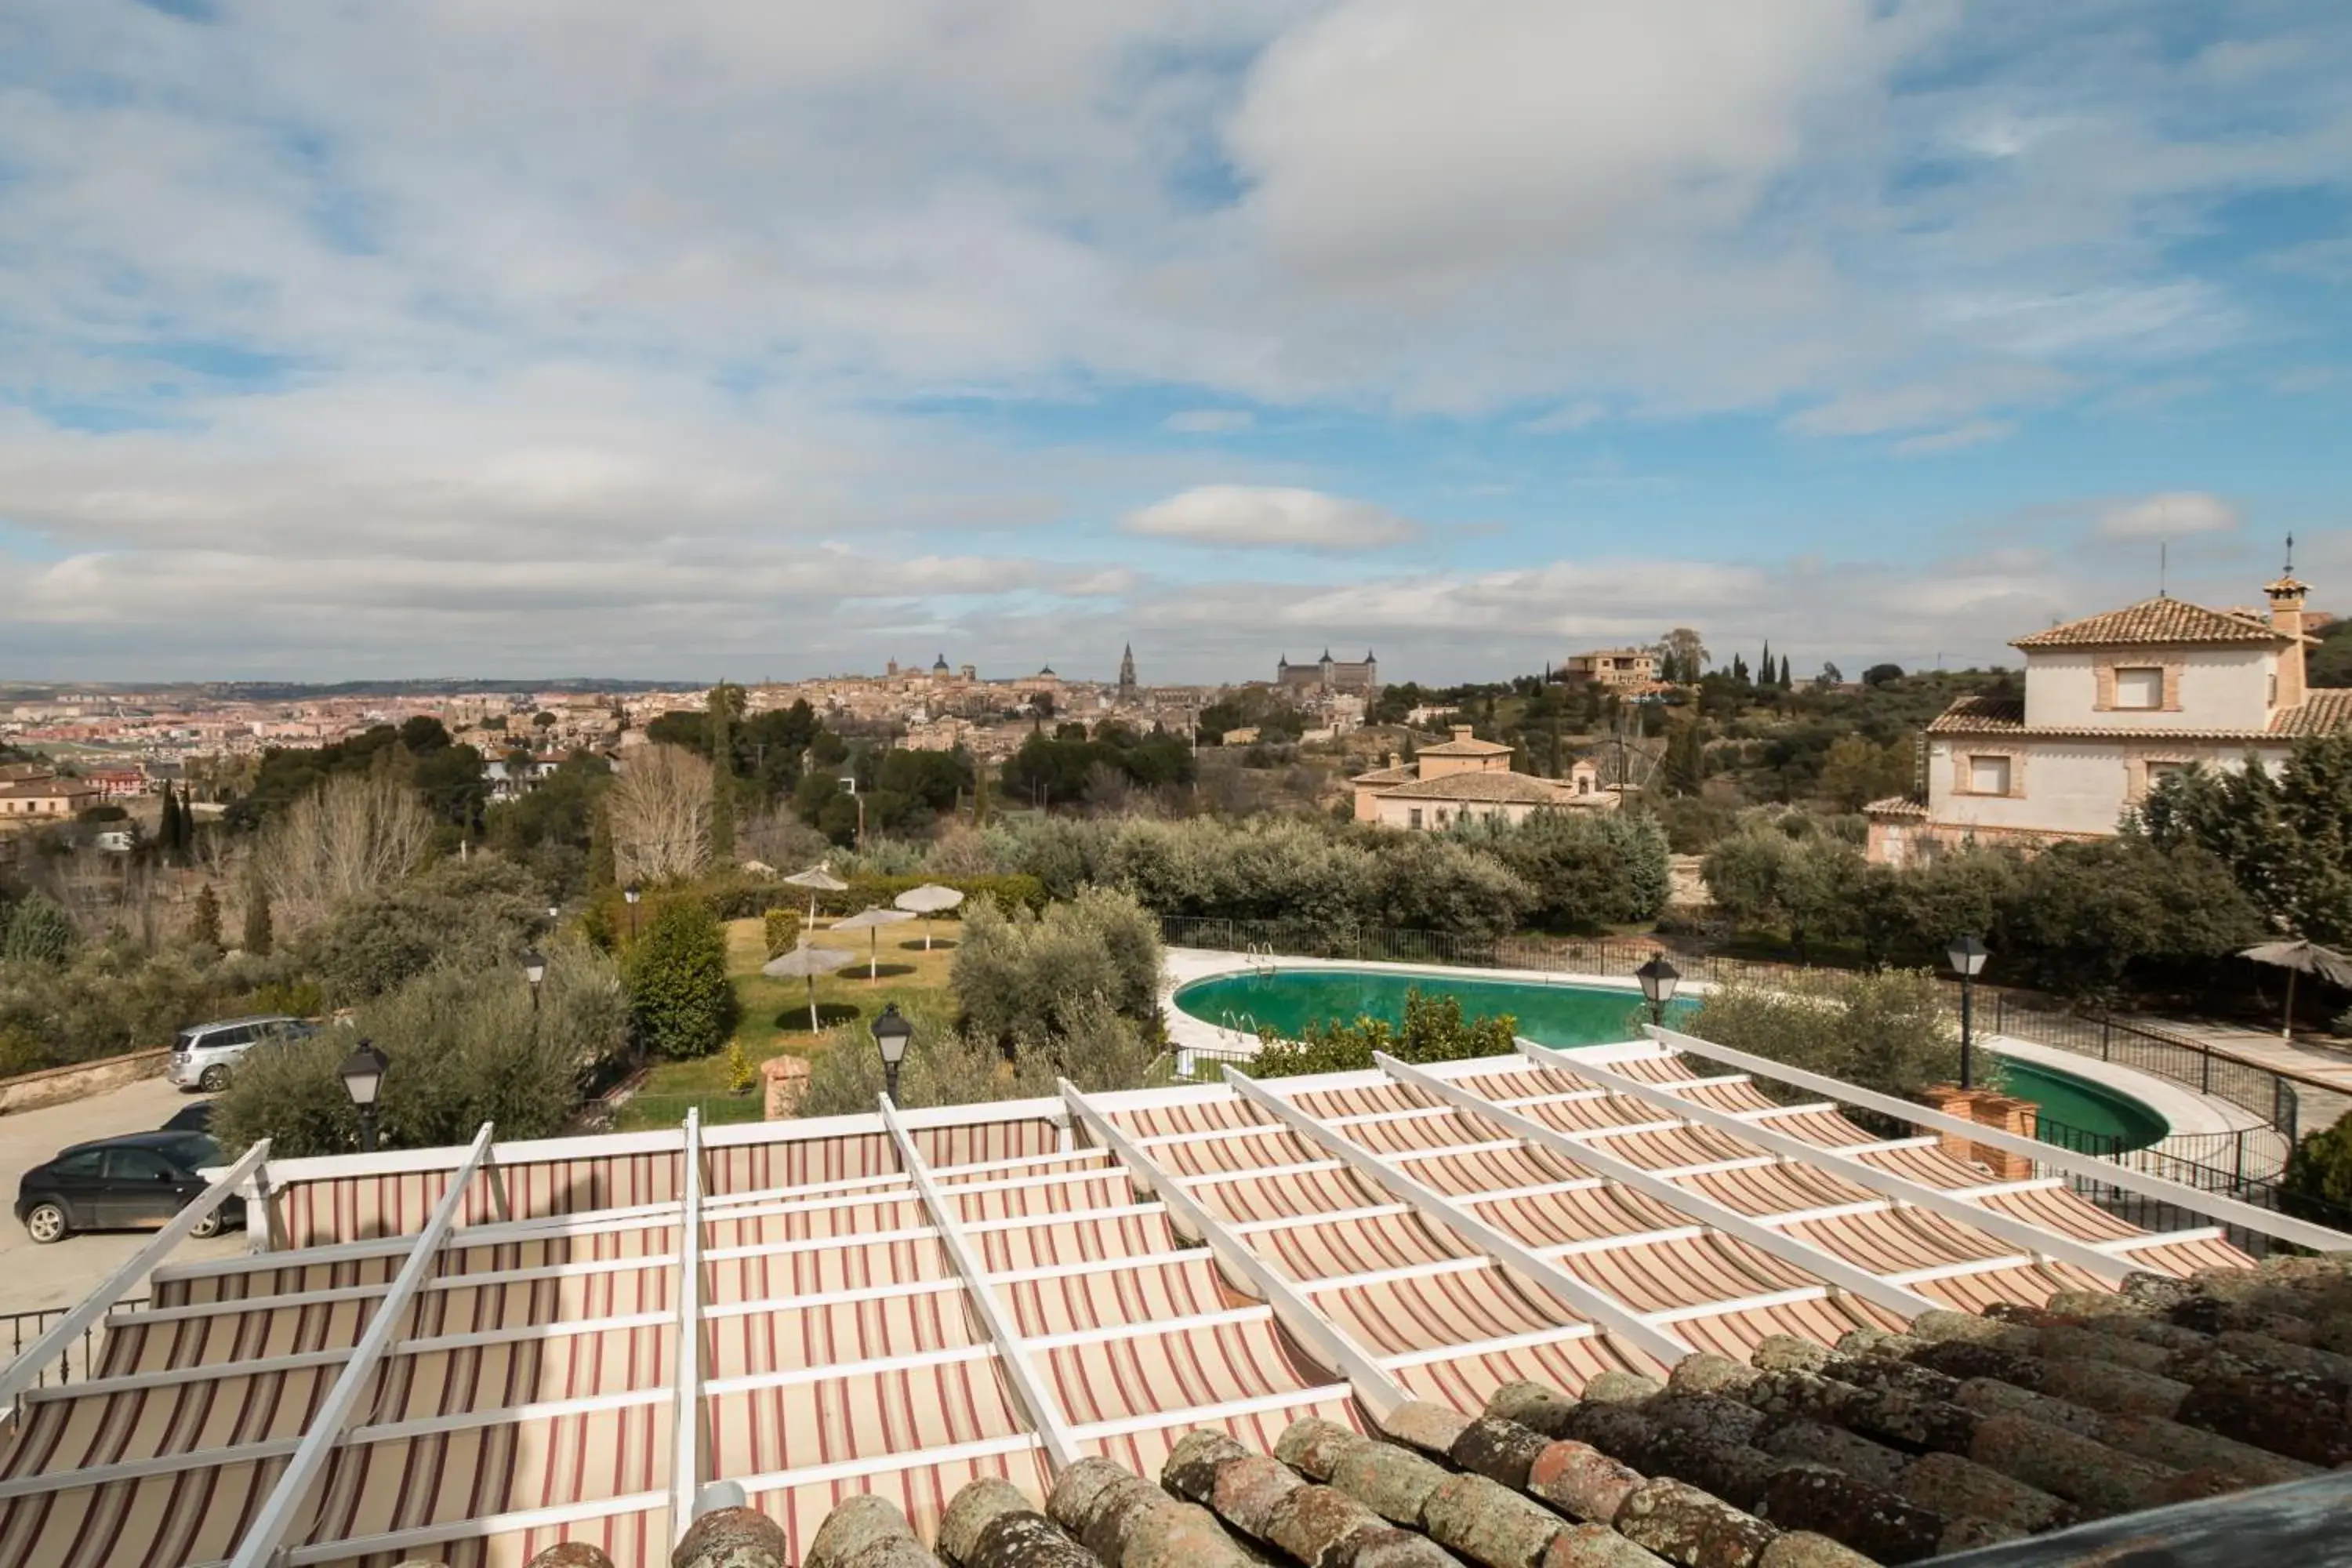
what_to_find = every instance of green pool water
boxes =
[1174,967,2169,1152]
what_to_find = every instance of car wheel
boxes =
[198,1065,230,1092]
[188,1210,225,1240]
[24,1202,69,1245]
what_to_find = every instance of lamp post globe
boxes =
[338,1039,390,1154]
[871,1003,914,1103]
[1945,935,1990,1090]
[522,947,547,1013]
[623,882,641,942]
[1635,956,1681,1028]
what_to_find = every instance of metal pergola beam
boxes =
[1059,1080,1414,1425]
[670,1107,705,1546]
[1646,1022,2352,1253]
[1219,1069,1691,1370]
[1380,1054,1944,1320]
[881,1096,1082,1472]
[227,1123,495,1568]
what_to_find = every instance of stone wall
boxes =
[0,1047,169,1115]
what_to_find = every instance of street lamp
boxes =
[623,882,641,942]
[871,1004,914,1103]
[840,777,866,850]
[1946,934,1990,1090]
[1635,956,1680,1028]
[546,902,561,927]
[522,947,546,1014]
[339,1039,390,1155]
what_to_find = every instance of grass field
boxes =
[612,915,960,1131]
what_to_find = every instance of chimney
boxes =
[1386,750,1399,771]
[2267,563,2310,712]
[1451,725,1474,742]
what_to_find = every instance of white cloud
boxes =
[1121,485,1421,550]
[1162,408,1255,434]
[1891,419,2016,456]
[1521,401,1609,434]
[2098,492,2240,539]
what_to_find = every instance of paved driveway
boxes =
[0,1075,246,1316]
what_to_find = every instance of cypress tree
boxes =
[710,769,735,864]
[1759,640,1772,688]
[241,877,273,956]
[190,883,223,948]
[1778,654,1793,689]
[586,797,618,891]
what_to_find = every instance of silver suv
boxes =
[166,1015,314,1093]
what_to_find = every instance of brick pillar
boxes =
[1968,1091,2039,1182]
[763,1054,811,1120]
[1918,1086,1980,1167]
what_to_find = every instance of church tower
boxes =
[1118,643,1138,698]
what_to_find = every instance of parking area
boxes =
[0,1075,245,1316]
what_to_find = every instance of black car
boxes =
[14,1131,242,1245]
[160,1102,214,1136]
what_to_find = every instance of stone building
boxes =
[1350,727,1611,829]
[1276,649,1379,698]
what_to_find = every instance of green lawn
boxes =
[613,916,960,1130]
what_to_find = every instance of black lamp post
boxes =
[546,902,561,927]
[623,882,641,942]
[522,947,546,1014]
[339,1039,390,1154]
[1635,955,1681,1028]
[1946,934,1990,1090]
[871,1003,913,1103]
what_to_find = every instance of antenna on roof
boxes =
[2285,532,2296,575]
[2158,539,2168,600]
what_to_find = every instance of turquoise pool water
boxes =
[1173,967,2169,1151]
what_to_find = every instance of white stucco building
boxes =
[1867,571,2350,866]
[1352,726,1615,830]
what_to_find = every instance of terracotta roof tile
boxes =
[1861,797,1927,818]
[2272,688,2352,736]
[1922,689,2352,741]
[2011,597,2308,649]
[1371,771,1573,804]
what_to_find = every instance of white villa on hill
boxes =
[1352,726,1613,830]
[1866,568,2350,866]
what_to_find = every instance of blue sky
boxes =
[0,1,2347,684]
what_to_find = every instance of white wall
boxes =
[2023,647,2274,731]
[1927,737,2288,838]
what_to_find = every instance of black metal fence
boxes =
[2,1298,145,1390]
[1162,916,2310,1144]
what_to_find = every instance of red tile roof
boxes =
[2011,597,2310,649]
[1924,690,2352,741]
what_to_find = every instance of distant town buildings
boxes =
[0,763,101,820]
[1350,726,1611,830]
[1867,562,2352,865]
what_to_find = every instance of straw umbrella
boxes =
[893,884,966,950]
[2241,939,2352,1040]
[761,941,858,1032]
[783,863,849,924]
[831,906,916,979]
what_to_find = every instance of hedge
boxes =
[697,872,1047,921]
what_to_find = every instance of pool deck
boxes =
[1162,948,2265,1151]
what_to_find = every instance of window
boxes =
[1407,808,1423,829]
[2270,673,2279,705]
[1969,755,2012,796]
[2113,666,2163,710]
[2145,762,2187,793]
[103,1149,176,1182]
[51,1151,103,1178]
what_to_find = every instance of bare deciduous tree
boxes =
[608,744,714,884]
[256,772,434,925]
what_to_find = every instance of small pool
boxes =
[1174,965,2169,1153]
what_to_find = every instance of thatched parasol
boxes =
[892,884,966,949]
[760,941,858,1031]
[783,862,850,924]
[2241,939,2352,1039]
[831,906,916,979]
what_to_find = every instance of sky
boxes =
[1,1,2349,687]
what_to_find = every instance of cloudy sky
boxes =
[2,2,2348,685]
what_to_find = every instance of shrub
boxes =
[1682,970,1960,1102]
[189,884,223,949]
[1486,811,1669,930]
[763,908,803,957]
[2281,1116,2352,1229]
[796,992,1158,1118]
[1246,985,1519,1078]
[724,1040,758,1096]
[0,938,216,1064]
[1991,838,2265,1000]
[950,886,1163,1051]
[626,895,738,1059]
[213,946,630,1156]
[0,1023,48,1079]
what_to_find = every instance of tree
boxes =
[1661,720,1706,796]
[951,887,1162,1054]
[254,771,434,926]
[158,785,184,862]
[298,858,546,1005]
[1994,837,2266,998]
[1247,986,1520,1077]
[1655,627,1708,684]
[1863,663,1904,688]
[1817,735,1914,813]
[2,891,78,967]
[586,797,618,891]
[2279,1116,2352,1230]
[189,884,223,949]
[626,895,737,1058]
[1686,971,1961,1102]
[242,875,274,956]
[707,684,740,864]
[1778,655,1792,688]
[608,744,714,884]
[2139,736,2352,946]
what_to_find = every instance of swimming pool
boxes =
[1172,965,2169,1152]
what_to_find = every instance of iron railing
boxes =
[1160,916,2309,1143]
[2,1297,147,1390]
